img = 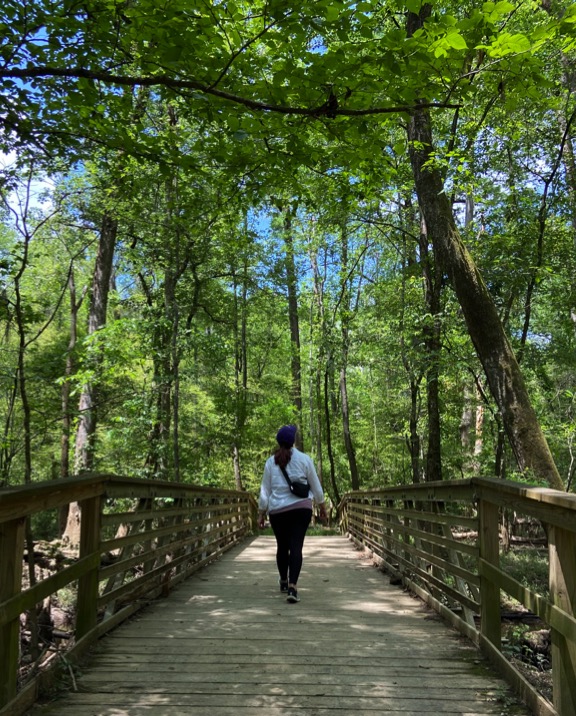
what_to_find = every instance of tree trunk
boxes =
[65,213,118,545]
[543,0,576,338]
[13,231,32,485]
[460,384,472,450]
[309,244,326,483]
[310,315,324,485]
[283,210,304,449]
[232,443,243,491]
[73,214,118,472]
[324,363,340,504]
[408,378,422,483]
[143,267,176,480]
[172,297,181,483]
[399,223,423,484]
[12,201,40,655]
[340,366,359,490]
[59,271,85,534]
[474,401,485,465]
[461,385,484,475]
[61,273,77,481]
[313,360,324,484]
[418,220,442,482]
[406,104,563,490]
[338,224,360,490]
[560,116,576,337]
[0,374,18,486]
[495,413,506,479]
[231,252,249,492]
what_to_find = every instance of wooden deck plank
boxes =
[27,709,514,716]
[43,693,512,712]
[27,536,531,716]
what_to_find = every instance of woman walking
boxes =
[258,424,327,603]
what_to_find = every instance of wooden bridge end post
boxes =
[478,498,501,648]
[75,495,102,640]
[0,516,26,708]
[549,525,576,716]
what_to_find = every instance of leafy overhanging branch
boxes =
[1,66,461,117]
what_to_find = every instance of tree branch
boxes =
[1,66,461,116]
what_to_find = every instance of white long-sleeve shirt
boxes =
[258,447,325,514]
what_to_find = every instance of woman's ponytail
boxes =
[274,446,292,469]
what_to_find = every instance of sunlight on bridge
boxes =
[26,536,530,716]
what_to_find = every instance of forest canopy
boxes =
[1,0,576,501]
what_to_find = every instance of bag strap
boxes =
[279,464,293,487]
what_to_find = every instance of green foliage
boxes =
[1,0,576,502]
[500,547,550,599]
[30,508,59,540]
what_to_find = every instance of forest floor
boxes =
[500,595,552,704]
[511,659,552,704]
[498,541,552,702]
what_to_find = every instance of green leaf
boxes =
[325,4,341,22]
[444,31,468,50]
[405,0,422,13]
[486,32,531,57]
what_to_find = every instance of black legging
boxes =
[269,507,312,585]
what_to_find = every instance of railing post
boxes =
[0,517,26,708]
[76,496,102,640]
[549,525,576,716]
[249,495,259,533]
[384,497,393,558]
[478,498,501,648]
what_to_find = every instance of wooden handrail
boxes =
[0,475,258,714]
[339,477,576,716]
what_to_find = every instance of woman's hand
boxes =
[258,511,266,529]
[318,503,328,524]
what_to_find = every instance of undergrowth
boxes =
[499,546,549,600]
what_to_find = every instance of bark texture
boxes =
[406,107,563,490]
[73,214,118,474]
[418,221,442,482]
[64,214,118,545]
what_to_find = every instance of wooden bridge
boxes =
[1,476,575,716]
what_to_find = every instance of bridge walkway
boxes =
[27,536,530,716]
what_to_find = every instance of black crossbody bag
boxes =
[279,465,310,498]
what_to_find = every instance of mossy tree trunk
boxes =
[406,105,563,490]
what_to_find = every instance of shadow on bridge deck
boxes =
[27,536,530,716]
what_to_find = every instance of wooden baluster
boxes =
[478,498,501,648]
[76,496,102,640]
[0,517,26,707]
[549,525,576,715]
[250,495,259,533]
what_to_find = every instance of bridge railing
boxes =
[0,474,258,714]
[339,476,576,716]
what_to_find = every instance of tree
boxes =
[73,214,118,472]
[280,204,305,447]
[63,211,117,544]
[2,0,575,494]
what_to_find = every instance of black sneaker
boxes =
[286,587,300,603]
[279,579,288,592]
